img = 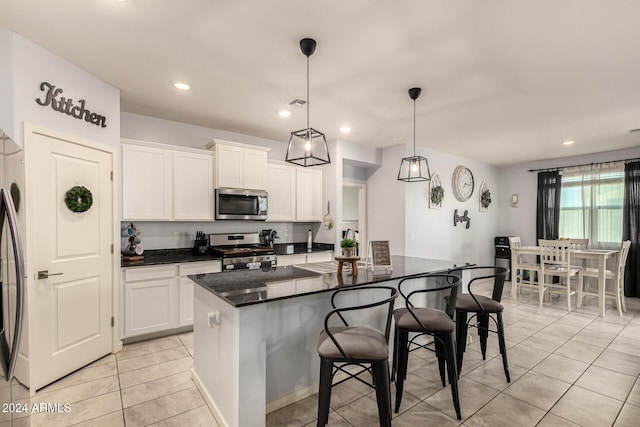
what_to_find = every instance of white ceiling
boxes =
[2,0,640,166]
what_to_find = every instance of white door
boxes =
[26,128,114,391]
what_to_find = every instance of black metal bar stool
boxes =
[451,266,510,381]
[316,285,398,427]
[391,273,462,420]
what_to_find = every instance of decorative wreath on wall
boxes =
[481,189,492,208]
[65,185,93,213]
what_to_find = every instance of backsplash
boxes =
[121,221,322,251]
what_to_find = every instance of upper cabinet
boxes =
[267,162,323,222]
[121,139,214,221]
[213,140,268,190]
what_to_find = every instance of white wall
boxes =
[497,146,640,246]
[0,30,120,147]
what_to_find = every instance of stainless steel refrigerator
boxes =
[0,131,26,426]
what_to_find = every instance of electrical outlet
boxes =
[283,228,289,237]
[172,231,180,241]
[208,311,221,328]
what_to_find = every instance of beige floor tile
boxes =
[33,375,119,405]
[398,361,453,402]
[85,353,117,368]
[608,336,640,357]
[456,347,491,375]
[503,371,571,411]
[29,391,122,427]
[177,331,194,346]
[301,411,352,427]
[519,331,568,353]
[327,374,372,410]
[626,379,640,407]
[583,321,625,335]
[37,362,118,394]
[505,343,550,370]
[117,336,183,361]
[571,329,616,348]
[185,344,194,356]
[554,339,604,364]
[537,413,581,426]
[71,410,125,426]
[336,388,417,426]
[150,405,218,427]
[123,387,204,427]
[503,324,535,342]
[119,356,192,389]
[464,393,545,427]
[593,349,640,377]
[463,358,526,391]
[555,312,596,328]
[615,403,640,427]
[575,365,636,401]
[539,322,583,340]
[532,354,589,384]
[424,377,499,421]
[550,386,623,427]
[266,394,318,427]
[121,371,195,408]
[392,402,460,427]
[117,346,190,373]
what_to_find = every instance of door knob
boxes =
[37,270,63,280]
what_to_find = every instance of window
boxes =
[558,167,624,248]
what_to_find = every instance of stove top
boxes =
[210,245,275,257]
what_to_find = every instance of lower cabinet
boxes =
[122,261,221,339]
[276,251,333,267]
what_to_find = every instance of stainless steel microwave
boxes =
[215,188,268,220]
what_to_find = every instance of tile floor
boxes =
[17,282,640,426]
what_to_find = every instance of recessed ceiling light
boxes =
[278,110,291,118]
[562,140,575,146]
[174,82,191,91]
[339,126,351,133]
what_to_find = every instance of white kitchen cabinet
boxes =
[276,252,333,267]
[296,168,323,221]
[267,163,296,221]
[123,265,178,337]
[174,151,214,220]
[122,260,221,338]
[122,140,215,221]
[215,141,268,190]
[178,261,222,327]
[122,144,172,220]
[306,251,333,263]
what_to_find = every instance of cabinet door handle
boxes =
[37,270,63,280]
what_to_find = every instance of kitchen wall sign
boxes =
[36,82,107,128]
[453,209,471,229]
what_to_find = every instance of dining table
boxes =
[511,246,619,317]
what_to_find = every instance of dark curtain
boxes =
[623,161,640,297]
[536,171,562,242]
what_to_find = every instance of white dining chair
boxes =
[577,240,631,316]
[539,239,581,312]
[509,237,542,301]
[566,238,589,249]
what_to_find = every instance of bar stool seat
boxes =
[456,295,504,313]
[318,326,388,360]
[393,307,454,333]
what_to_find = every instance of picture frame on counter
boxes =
[365,240,392,274]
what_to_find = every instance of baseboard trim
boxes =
[191,368,229,427]
[266,383,318,414]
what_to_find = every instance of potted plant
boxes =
[481,189,492,209]
[430,185,444,207]
[340,238,356,257]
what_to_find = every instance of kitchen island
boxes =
[189,256,469,427]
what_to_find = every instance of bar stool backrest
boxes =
[450,265,508,309]
[398,274,461,322]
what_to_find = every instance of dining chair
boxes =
[452,266,510,383]
[391,273,462,419]
[509,236,542,301]
[539,239,581,312]
[567,238,589,249]
[316,285,398,427]
[577,240,631,316]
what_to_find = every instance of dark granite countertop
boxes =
[121,248,222,267]
[189,255,469,307]
[273,242,334,255]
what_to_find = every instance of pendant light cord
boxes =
[413,98,416,157]
[306,55,310,132]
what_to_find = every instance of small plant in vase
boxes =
[340,238,356,257]
[481,189,492,209]
[430,185,444,207]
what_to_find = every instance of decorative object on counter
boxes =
[322,201,334,230]
[307,229,313,252]
[340,238,356,257]
[335,255,361,276]
[261,229,279,248]
[193,230,208,255]
[365,240,393,273]
[453,209,471,229]
[429,173,444,209]
[511,193,519,208]
[398,87,431,182]
[64,185,93,213]
[479,181,491,212]
[122,223,144,262]
[452,165,474,202]
[285,38,331,167]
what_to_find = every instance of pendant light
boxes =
[285,38,331,167]
[397,87,431,182]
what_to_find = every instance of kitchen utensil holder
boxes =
[192,238,208,255]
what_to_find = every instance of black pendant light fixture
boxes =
[285,38,331,167]
[397,87,431,182]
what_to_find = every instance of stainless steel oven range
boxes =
[208,232,276,272]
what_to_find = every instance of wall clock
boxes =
[452,166,474,202]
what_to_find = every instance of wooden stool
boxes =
[335,256,360,276]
